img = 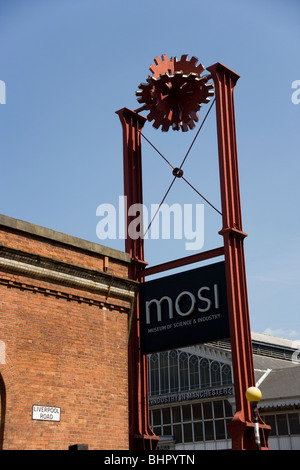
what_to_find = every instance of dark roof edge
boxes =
[0,214,131,264]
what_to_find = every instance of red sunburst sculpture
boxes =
[136,54,214,132]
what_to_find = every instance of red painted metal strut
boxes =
[137,246,224,279]
[207,63,270,450]
[116,107,159,450]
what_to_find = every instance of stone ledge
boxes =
[0,244,138,302]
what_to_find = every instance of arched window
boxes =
[179,352,189,391]
[221,364,232,385]
[169,350,179,393]
[148,350,233,395]
[149,353,159,396]
[200,358,210,388]
[211,361,221,387]
[189,355,199,390]
[160,351,169,394]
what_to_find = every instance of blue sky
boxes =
[0,0,299,341]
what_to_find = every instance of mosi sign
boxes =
[140,261,229,354]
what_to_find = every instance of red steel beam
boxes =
[137,246,224,279]
[207,63,270,450]
[116,107,159,450]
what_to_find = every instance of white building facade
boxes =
[148,333,300,450]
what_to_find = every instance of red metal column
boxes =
[116,107,159,450]
[207,63,270,450]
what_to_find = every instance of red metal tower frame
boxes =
[207,63,270,449]
[117,62,270,450]
[116,108,159,450]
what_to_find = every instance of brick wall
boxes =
[0,215,137,450]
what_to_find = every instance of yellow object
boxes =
[245,386,262,403]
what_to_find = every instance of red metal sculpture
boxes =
[136,54,214,131]
[117,55,270,450]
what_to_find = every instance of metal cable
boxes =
[143,177,177,238]
[182,176,222,216]
[138,98,221,238]
[179,98,216,169]
[139,131,175,170]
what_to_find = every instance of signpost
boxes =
[32,405,61,422]
[140,262,229,354]
[149,387,233,406]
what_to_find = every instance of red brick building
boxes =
[0,214,137,450]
